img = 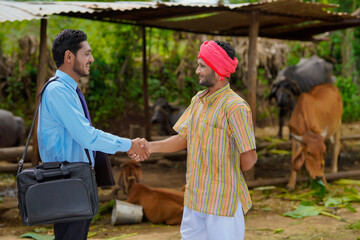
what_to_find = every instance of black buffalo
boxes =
[150,98,186,136]
[0,109,25,147]
[268,56,336,138]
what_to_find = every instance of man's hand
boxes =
[127,138,150,162]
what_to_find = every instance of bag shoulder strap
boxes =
[17,77,91,174]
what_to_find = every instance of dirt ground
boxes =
[0,123,360,239]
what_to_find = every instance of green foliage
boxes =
[335,76,360,122]
[334,179,360,186]
[1,0,360,128]
[0,173,16,184]
[282,179,360,220]
[286,43,304,66]
[310,179,327,200]
[92,200,114,222]
[346,220,360,230]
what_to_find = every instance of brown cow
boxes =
[118,160,184,225]
[287,83,343,190]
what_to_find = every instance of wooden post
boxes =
[247,11,259,126]
[31,18,47,166]
[142,26,151,140]
[245,11,259,181]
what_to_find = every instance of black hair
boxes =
[215,40,236,59]
[52,29,87,68]
[215,40,235,59]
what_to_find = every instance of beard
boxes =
[73,58,89,78]
[199,70,216,88]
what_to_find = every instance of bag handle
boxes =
[34,163,71,181]
[17,77,92,174]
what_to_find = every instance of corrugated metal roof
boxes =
[1,0,360,41]
[0,1,94,22]
[60,0,360,41]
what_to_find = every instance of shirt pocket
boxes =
[204,124,228,182]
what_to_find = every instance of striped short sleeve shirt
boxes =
[173,84,256,217]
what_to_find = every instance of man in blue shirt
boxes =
[37,29,149,240]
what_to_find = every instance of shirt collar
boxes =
[197,84,231,102]
[55,70,78,90]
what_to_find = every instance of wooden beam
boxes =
[0,146,32,163]
[31,18,47,166]
[0,163,32,172]
[142,26,151,140]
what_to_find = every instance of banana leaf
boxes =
[333,179,360,186]
[283,205,324,219]
[20,233,54,240]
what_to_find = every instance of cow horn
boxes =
[148,98,154,107]
[321,126,328,138]
[290,132,303,143]
[168,98,180,107]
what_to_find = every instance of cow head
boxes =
[269,77,301,110]
[118,160,144,195]
[150,98,178,135]
[291,128,327,182]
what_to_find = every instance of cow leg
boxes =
[287,170,297,190]
[278,109,286,139]
[166,215,183,225]
[331,128,341,173]
[287,140,303,190]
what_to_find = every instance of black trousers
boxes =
[54,219,92,240]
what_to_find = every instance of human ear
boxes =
[64,50,73,63]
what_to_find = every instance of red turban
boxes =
[198,40,238,80]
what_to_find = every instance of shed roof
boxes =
[0,0,94,22]
[1,0,360,41]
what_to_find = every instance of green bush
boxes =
[336,77,360,122]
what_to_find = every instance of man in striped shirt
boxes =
[141,40,257,240]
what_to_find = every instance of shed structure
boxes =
[1,0,360,177]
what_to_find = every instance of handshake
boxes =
[127,138,150,162]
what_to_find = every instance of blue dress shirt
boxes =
[37,70,132,165]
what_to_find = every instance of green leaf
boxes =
[269,149,291,155]
[273,228,284,234]
[105,233,138,240]
[87,232,97,238]
[283,205,324,219]
[261,207,274,211]
[299,200,316,206]
[310,179,327,200]
[324,197,343,207]
[324,194,360,207]
[345,203,356,213]
[333,179,360,186]
[342,195,360,203]
[347,220,360,230]
[344,187,359,195]
[33,228,51,233]
[20,232,54,240]
[253,186,276,191]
